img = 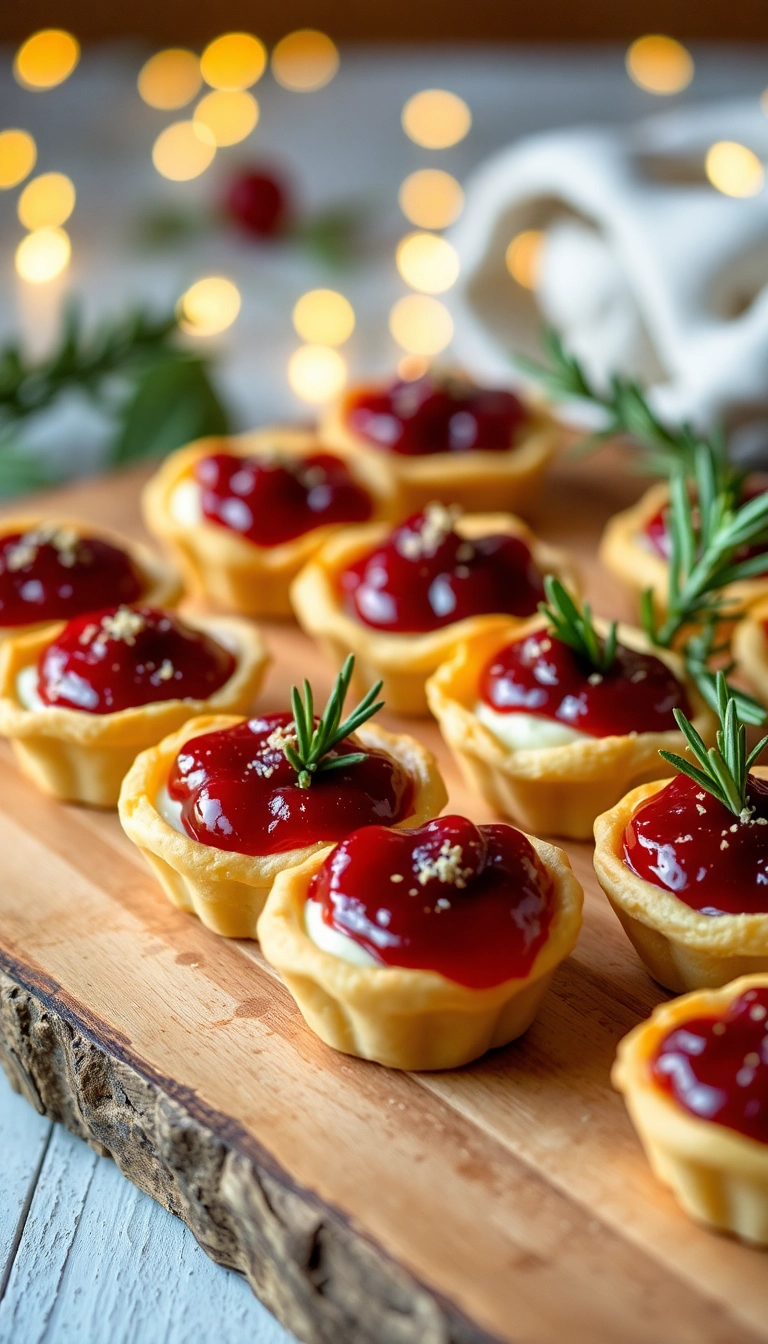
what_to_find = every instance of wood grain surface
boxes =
[0,451,766,1344]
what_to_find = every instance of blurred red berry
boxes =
[225,170,290,238]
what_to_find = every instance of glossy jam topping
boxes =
[479,632,690,738]
[623,773,768,915]
[194,450,373,547]
[340,505,544,633]
[37,606,235,714]
[652,987,768,1144]
[0,525,143,628]
[344,374,529,457]
[167,713,414,856]
[307,814,554,989]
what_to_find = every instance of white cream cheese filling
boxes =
[170,478,203,527]
[16,665,45,711]
[156,783,184,832]
[474,700,589,751]
[304,897,379,967]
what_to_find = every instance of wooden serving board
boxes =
[1,452,767,1344]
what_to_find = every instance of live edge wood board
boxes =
[1,451,767,1344]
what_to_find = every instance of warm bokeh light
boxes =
[398,169,464,229]
[178,277,242,336]
[705,141,765,198]
[14,30,80,90]
[288,345,347,402]
[194,90,258,146]
[505,229,545,290]
[389,295,454,356]
[18,172,75,230]
[272,30,339,92]
[292,289,355,345]
[396,232,460,294]
[625,35,694,95]
[200,33,266,91]
[152,121,216,181]
[138,49,202,110]
[15,227,71,284]
[0,130,37,189]
[401,90,471,149]
[397,354,431,381]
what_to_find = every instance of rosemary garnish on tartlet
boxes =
[284,655,384,788]
[659,672,768,819]
[539,576,617,673]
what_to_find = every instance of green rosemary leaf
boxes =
[671,707,711,771]
[538,575,616,673]
[316,752,367,775]
[660,673,761,816]
[658,751,727,802]
[747,736,768,769]
[291,685,310,760]
[284,657,384,788]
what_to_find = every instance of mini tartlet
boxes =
[257,814,583,1071]
[0,516,180,643]
[426,605,714,841]
[118,675,448,939]
[322,370,561,517]
[600,480,768,627]
[290,503,577,716]
[142,427,397,618]
[594,765,768,993]
[0,606,268,807]
[613,976,768,1245]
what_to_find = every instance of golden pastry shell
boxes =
[141,427,399,618]
[257,832,583,1071]
[426,617,716,841]
[290,512,578,717]
[593,767,768,992]
[733,597,768,706]
[0,612,269,808]
[118,716,448,939]
[613,976,768,1245]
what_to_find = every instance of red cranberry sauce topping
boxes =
[194,451,372,547]
[623,774,768,915]
[167,713,414,856]
[643,480,768,562]
[479,632,690,737]
[307,814,554,989]
[340,505,544,633]
[38,607,235,715]
[0,526,143,628]
[651,986,768,1144]
[344,374,529,457]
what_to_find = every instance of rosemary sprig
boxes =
[517,327,729,479]
[283,655,384,789]
[659,672,768,817]
[539,576,617,673]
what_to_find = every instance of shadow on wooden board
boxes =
[1,0,767,43]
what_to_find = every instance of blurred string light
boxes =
[292,289,354,345]
[138,48,202,109]
[289,345,347,402]
[401,90,471,149]
[200,33,266,91]
[705,141,765,198]
[398,169,464,229]
[398,354,430,381]
[0,130,37,189]
[505,229,545,289]
[178,277,241,335]
[14,29,80,90]
[272,30,339,91]
[194,90,258,146]
[18,172,75,229]
[152,120,216,180]
[389,295,453,356]
[396,232,460,294]
[15,227,71,283]
[625,35,694,95]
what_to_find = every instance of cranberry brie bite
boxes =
[290,502,576,716]
[142,428,397,618]
[0,604,268,807]
[322,370,560,517]
[594,675,768,991]
[0,517,180,643]
[118,657,447,938]
[614,976,768,1245]
[258,814,583,1070]
[426,579,714,840]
